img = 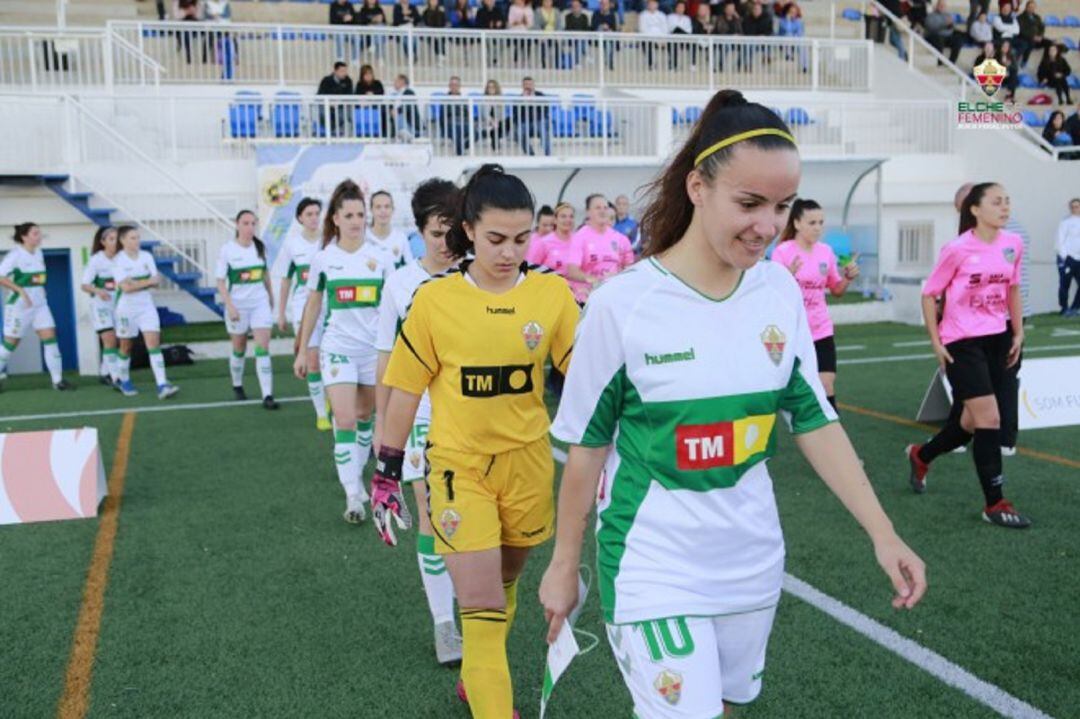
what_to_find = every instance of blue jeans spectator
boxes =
[517,118,550,155]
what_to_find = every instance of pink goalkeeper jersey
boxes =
[526,232,588,302]
[922,230,1023,346]
[573,225,635,284]
[770,240,843,341]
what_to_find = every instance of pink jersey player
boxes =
[770,238,844,341]
[922,229,1023,347]
[526,231,588,301]
[573,225,635,284]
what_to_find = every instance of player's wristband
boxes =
[375,446,405,483]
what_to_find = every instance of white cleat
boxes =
[434,620,463,665]
[1001,446,1017,457]
[344,494,367,524]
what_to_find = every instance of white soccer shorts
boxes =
[225,302,273,336]
[320,348,377,387]
[90,299,115,333]
[402,418,430,484]
[115,303,161,339]
[606,606,777,718]
[4,301,56,339]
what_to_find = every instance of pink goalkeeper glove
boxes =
[371,446,413,547]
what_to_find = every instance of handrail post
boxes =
[480,30,488,77]
[707,39,715,93]
[829,1,836,39]
[277,25,286,86]
[597,34,605,88]
[407,27,415,86]
[811,39,819,91]
[104,28,115,91]
[28,35,37,92]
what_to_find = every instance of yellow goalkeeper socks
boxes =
[460,607,512,718]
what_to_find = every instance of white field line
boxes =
[0,395,310,424]
[836,344,867,352]
[893,339,932,347]
[838,343,1080,366]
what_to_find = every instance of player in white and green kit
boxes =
[80,226,122,386]
[540,91,926,718]
[374,178,461,665]
[367,190,414,270]
[294,180,391,524]
[273,198,331,430]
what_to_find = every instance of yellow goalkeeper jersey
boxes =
[383,262,579,455]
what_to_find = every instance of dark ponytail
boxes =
[446,164,534,259]
[12,222,36,245]
[411,178,459,232]
[322,180,367,248]
[91,225,115,254]
[641,89,797,257]
[958,182,999,236]
[232,208,263,259]
[779,198,821,242]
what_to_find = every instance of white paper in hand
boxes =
[540,619,580,719]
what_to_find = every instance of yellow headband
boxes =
[694,128,798,167]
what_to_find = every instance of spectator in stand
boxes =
[392,0,421,58]
[534,0,563,69]
[1043,111,1072,146]
[176,0,209,65]
[667,1,692,70]
[1037,44,1072,105]
[1016,1,1050,68]
[973,40,997,69]
[564,0,591,65]
[969,10,993,46]
[778,2,807,71]
[926,0,965,64]
[878,0,909,61]
[691,4,713,69]
[449,0,474,28]
[329,0,358,61]
[475,0,505,64]
[907,0,928,30]
[592,0,621,69]
[355,63,384,96]
[358,0,388,59]
[992,2,1020,44]
[515,76,552,156]
[508,0,534,66]
[968,0,990,24]
[742,1,775,68]
[713,0,742,70]
[613,194,639,248]
[318,61,354,137]
[638,0,668,70]
[421,0,448,63]
[390,73,419,140]
[1058,198,1080,315]
[440,75,469,156]
[1064,103,1080,147]
[997,40,1019,99]
[480,78,508,151]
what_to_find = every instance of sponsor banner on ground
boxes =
[0,428,107,526]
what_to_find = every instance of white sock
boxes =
[356,418,374,469]
[98,348,110,377]
[417,533,455,624]
[43,340,63,384]
[229,351,246,388]
[103,348,119,382]
[117,352,131,382]
[148,348,168,386]
[308,372,328,420]
[255,347,273,398]
[333,427,362,498]
[0,341,11,375]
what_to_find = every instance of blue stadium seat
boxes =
[229,91,263,138]
[1064,15,1080,28]
[1044,14,1061,27]
[571,94,596,123]
[428,91,446,122]
[953,12,964,24]
[785,107,812,126]
[588,110,616,137]
[1018,73,1037,88]
[1068,75,1080,89]
[272,91,301,138]
[235,89,265,118]
[551,108,578,138]
[1022,110,1043,127]
[1064,37,1078,50]
[354,106,382,137]
[841,8,861,21]
[671,107,680,124]
[682,106,703,125]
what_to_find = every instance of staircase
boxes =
[0,173,221,318]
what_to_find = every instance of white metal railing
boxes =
[0,27,163,91]
[867,0,1080,161]
[108,20,873,92]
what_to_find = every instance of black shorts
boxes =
[814,335,837,373]
[944,331,1010,402]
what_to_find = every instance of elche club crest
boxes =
[654,669,683,706]
[1003,247,1016,264]
[262,174,293,207]
[761,325,786,366]
[439,508,461,539]
[366,258,378,271]
[973,58,1007,98]
[522,321,544,351]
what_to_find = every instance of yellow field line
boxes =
[56,412,137,719]
[838,402,1080,470]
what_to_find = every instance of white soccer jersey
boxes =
[366,227,413,270]
[270,230,321,325]
[81,250,117,298]
[376,259,437,421]
[215,240,270,308]
[113,250,159,313]
[0,245,48,307]
[307,240,390,356]
[552,258,837,625]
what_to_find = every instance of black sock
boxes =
[917,418,973,464]
[973,428,1005,506]
[827,395,837,413]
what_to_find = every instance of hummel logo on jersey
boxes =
[644,348,695,366]
[486,306,516,315]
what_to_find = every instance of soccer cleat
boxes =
[262,395,279,410]
[982,500,1032,529]
[233,386,247,401]
[434,620,463,665]
[99,375,114,386]
[54,379,75,391]
[316,417,333,432]
[344,494,367,524]
[906,444,929,494]
[119,380,139,397]
[454,681,519,719]
[1001,445,1017,457]
[157,383,179,400]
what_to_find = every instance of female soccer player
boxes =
[374,165,579,718]
[216,210,278,410]
[367,190,414,270]
[906,183,1030,529]
[539,90,926,719]
[526,202,591,303]
[572,193,636,303]
[530,204,555,245]
[374,178,462,666]
[273,198,327,426]
[81,226,121,387]
[294,181,390,524]
[771,199,860,411]
[0,223,71,389]
[112,225,179,399]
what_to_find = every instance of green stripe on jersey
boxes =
[324,278,383,311]
[227,265,267,287]
[93,276,116,290]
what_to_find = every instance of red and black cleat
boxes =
[982,499,1032,529]
[906,444,929,494]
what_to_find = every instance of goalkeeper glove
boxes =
[372,446,412,547]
